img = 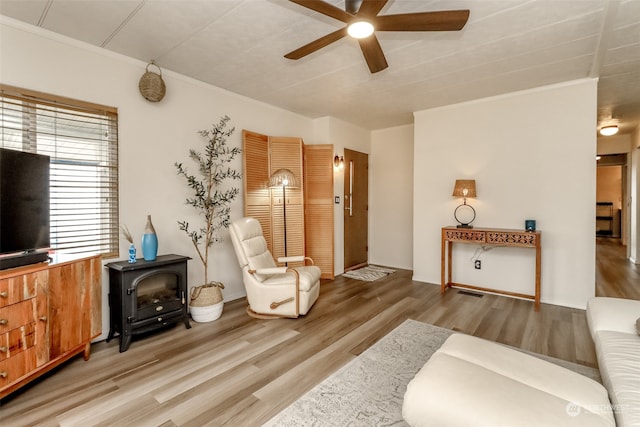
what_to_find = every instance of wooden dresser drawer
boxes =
[0,299,36,334]
[0,271,42,308]
[0,347,37,388]
[486,231,538,247]
[0,322,36,361]
[444,229,486,243]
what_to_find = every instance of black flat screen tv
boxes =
[0,148,51,269]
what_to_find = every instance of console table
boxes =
[441,226,541,311]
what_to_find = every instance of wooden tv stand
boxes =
[0,254,101,399]
[441,226,541,311]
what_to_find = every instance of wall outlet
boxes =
[474,260,481,269]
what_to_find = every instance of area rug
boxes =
[341,265,396,282]
[262,319,600,427]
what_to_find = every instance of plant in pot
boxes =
[175,115,241,322]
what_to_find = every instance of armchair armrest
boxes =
[276,256,315,265]
[248,267,288,275]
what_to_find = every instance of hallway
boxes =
[596,237,640,300]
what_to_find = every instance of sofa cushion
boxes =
[587,297,640,336]
[403,334,614,427]
[592,330,640,426]
[292,265,321,290]
[261,267,317,292]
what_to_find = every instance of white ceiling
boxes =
[1,0,639,133]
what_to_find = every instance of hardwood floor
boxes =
[1,239,633,426]
[596,237,640,300]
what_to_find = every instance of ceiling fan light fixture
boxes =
[347,20,374,39]
[599,125,619,136]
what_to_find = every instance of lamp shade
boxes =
[268,168,299,189]
[452,179,477,198]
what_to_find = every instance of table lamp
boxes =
[452,179,477,228]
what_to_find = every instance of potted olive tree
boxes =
[175,115,241,322]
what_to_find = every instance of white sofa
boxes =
[403,333,615,426]
[587,297,640,427]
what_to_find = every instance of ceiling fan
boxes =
[285,0,470,73]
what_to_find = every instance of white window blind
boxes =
[0,84,119,257]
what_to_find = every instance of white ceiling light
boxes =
[347,21,374,39]
[599,125,619,136]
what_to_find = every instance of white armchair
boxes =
[229,217,320,318]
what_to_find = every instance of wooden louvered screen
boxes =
[242,130,273,250]
[242,130,334,278]
[270,137,304,266]
[304,145,334,279]
[272,204,304,264]
[270,137,303,205]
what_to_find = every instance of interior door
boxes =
[343,148,368,271]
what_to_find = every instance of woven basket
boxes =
[139,62,166,102]
[190,282,224,307]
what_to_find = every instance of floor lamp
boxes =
[268,168,299,261]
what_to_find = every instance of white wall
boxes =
[413,79,598,309]
[1,17,318,338]
[313,116,370,275]
[597,134,633,155]
[370,125,414,269]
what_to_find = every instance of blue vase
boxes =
[141,215,158,261]
[128,243,137,263]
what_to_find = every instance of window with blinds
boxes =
[0,84,119,257]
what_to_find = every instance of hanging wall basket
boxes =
[139,61,166,102]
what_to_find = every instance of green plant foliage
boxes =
[175,115,241,286]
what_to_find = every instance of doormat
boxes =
[341,265,395,282]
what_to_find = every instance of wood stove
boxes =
[106,254,191,352]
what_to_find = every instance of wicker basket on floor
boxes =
[190,282,224,323]
[190,282,224,307]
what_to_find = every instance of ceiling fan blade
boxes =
[357,0,388,18]
[285,28,348,60]
[289,0,353,23]
[358,34,388,73]
[375,10,470,31]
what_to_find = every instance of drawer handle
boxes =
[0,371,7,378]
[155,306,163,312]
[0,346,7,353]
[0,291,7,298]
[157,317,163,322]
[0,319,7,326]
[39,316,48,322]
